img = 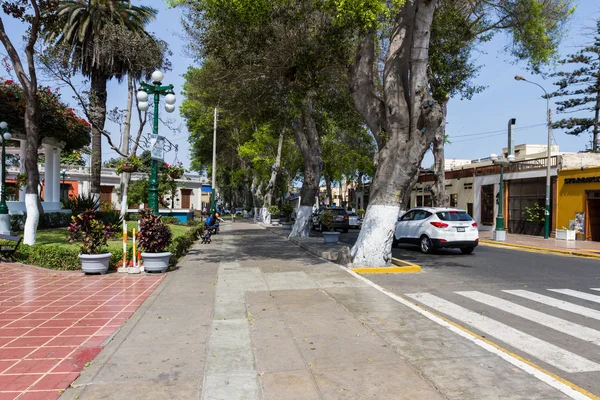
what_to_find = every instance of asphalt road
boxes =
[312,228,600,396]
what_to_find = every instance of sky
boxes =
[1,0,599,171]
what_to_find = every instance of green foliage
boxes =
[127,179,150,208]
[10,212,73,232]
[14,245,82,271]
[281,203,294,221]
[524,202,544,222]
[320,210,336,231]
[268,205,280,216]
[125,213,140,221]
[161,216,181,225]
[549,18,600,151]
[116,154,143,174]
[62,193,100,212]
[0,79,90,151]
[96,211,124,229]
[67,210,116,254]
[137,209,173,253]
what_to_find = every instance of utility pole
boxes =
[211,107,218,213]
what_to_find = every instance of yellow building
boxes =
[557,166,600,241]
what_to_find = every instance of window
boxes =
[467,203,474,217]
[416,196,423,207]
[450,194,458,207]
[400,210,416,221]
[424,195,432,207]
[413,211,432,221]
[437,211,472,221]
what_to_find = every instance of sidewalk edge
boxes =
[480,239,600,260]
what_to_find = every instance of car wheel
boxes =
[460,247,475,255]
[420,235,433,254]
[343,228,348,233]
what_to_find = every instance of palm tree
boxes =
[44,0,157,198]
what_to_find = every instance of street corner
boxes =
[480,239,600,260]
[350,258,421,274]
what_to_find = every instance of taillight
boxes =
[430,221,448,228]
[344,215,348,220]
[472,222,478,227]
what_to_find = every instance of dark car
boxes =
[311,208,349,233]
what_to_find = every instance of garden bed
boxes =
[12,221,203,271]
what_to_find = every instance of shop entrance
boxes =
[587,191,600,241]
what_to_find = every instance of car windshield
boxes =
[436,211,472,221]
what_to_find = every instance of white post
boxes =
[19,140,25,201]
[53,148,61,203]
[44,144,54,203]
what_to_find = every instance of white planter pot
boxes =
[79,253,111,275]
[271,218,280,226]
[323,231,340,245]
[141,252,172,273]
[556,229,576,241]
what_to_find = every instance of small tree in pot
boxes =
[268,205,280,225]
[138,209,173,273]
[68,210,116,274]
[321,211,340,245]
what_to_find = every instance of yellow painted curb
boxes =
[405,297,600,400]
[351,258,421,274]
[480,239,600,260]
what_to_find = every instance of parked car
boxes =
[393,207,479,254]
[347,212,362,228]
[311,208,349,233]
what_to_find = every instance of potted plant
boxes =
[138,209,173,273]
[116,155,142,174]
[321,211,340,244]
[67,210,116,274]
[556,226,576,241]
[268,205,280,225]
[166,162,185,179]
[281,203,294,229]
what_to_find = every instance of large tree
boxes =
[348,0,574,267]
[549,18,600,152]
[0,0,60,244]
[43,0,157,200]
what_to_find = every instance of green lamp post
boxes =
[136,71,176,216]
[0,122,11,234]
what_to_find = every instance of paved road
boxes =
[313,228,600,396]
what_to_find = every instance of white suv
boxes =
[393,207,479,254]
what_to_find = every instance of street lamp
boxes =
[61,169,67,201]
[137,70,176,215]
[490,153,515,242]
[515,75,553,239]
[0,122,11,234]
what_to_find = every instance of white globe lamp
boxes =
[136,89,148,102]
[151,70,164,83]
[3,132,11,141]
[165,104,175,113]
[138,101,149,112]
[165,93,176,105]
[0,121,7,129]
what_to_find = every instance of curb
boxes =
[480,239,600,260]
[351,257,421,274]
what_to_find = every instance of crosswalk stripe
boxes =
[457,291,600,345]
[406,292,600,373]
[591,288,600,292]
[548,289,600,304]
[503,290,600,321]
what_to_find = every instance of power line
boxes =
[450,123,546,138]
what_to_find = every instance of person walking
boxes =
[231,204,236,223]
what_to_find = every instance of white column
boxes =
[44,144,53,203]
[19,140,26,201]
[53,148,61,203]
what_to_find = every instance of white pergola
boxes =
[4,135,66,214]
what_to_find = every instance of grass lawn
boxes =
[32,221,192,252]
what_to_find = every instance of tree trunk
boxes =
[89,70,108,199]
[325,175,332,206]
[431,102,449,207]
[289,97,322,238]
[264,130,285,207]
[349,2,443,267]
[402,173,418,210]
[120,75,134,218]
[23,92,41,245]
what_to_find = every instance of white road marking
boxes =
[504,290,600,321]
[548,289,600,305]
[342,267,593,399]
[405,292,600,373]
[591,288,600,292]
[457,291,600,345]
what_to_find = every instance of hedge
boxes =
[14,225,204,271]
[11,212,72,232]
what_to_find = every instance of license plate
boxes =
[457,227,465,232]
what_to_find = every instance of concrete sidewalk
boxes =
[479,231,600,258]
[62,222,571,400]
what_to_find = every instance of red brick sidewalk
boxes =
[479,231,600,257]
[0,264,164,400]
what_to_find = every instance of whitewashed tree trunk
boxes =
[349,2,443,267]
[119,75,134,219]
[24,194,39,245]
[264,131,284,207]
[289,96,322,238]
